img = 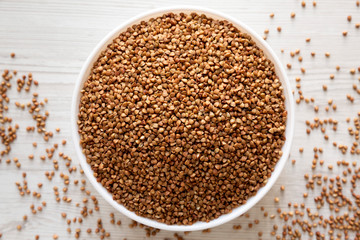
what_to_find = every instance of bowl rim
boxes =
[71,5,295,232]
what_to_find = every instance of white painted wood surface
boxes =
[0,0,359,239]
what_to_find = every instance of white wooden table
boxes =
[0,0,359,239]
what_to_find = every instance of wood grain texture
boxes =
[0,0,359,239]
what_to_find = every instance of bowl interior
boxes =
[71,6,295,231]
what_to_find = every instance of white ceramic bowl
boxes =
[71,6,295,232]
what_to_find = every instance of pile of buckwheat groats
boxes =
[1,1,360,240]
[78,12,287,225]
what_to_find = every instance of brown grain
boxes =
[77,12,287,225]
